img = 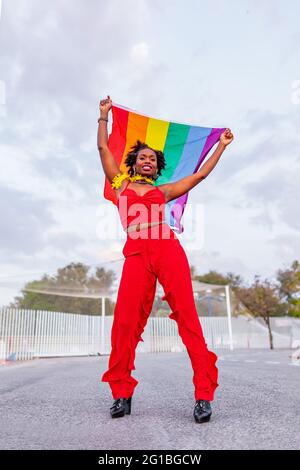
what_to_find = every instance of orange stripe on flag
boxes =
[119,111,149,171]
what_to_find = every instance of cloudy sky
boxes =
[0,0,300,307]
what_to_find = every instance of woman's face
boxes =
[134,148,158,178]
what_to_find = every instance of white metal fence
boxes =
[0,308,103,360]
[0,308,299,361]
[234,316,300,349]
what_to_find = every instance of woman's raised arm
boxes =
[159,128,234,203]
[97,95,121,183]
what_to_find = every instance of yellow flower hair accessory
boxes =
[111,172,155,189]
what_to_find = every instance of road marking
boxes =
[217,357,299,366]
[265,361,280,364]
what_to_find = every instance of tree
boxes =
[9,262,117,316]
[235,275,281,349]
[276,260,300,318]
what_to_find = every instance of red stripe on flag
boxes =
[103,105,129,205]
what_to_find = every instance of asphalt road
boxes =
[0,349,299,450]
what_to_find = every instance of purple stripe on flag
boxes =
[170,127,226,233]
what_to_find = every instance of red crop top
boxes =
[116,180,178,241]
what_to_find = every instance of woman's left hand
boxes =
[220,128,234,146]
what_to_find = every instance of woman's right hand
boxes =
[99,95,112,116]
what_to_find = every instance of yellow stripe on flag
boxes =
[145,118,169,151]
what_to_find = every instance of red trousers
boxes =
[101,234,219,401]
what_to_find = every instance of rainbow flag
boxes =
[104,102,226,233]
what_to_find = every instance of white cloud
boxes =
[130,42,150,64]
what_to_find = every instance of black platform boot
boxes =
[193,399,212,423]
[110,397,132,418]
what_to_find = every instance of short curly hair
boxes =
[124,140,166,180]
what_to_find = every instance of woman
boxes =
[97,95,234,423]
